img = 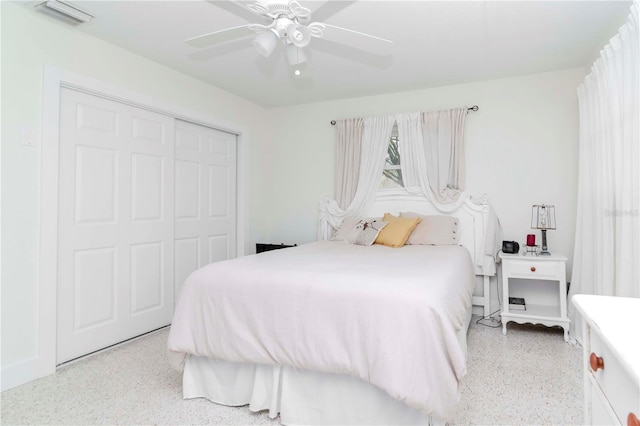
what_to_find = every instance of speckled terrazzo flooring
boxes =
[1,317,583,425]
[457,319,583,425]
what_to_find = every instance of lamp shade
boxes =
[253,30,279,57]
[286,23,311,47]
[531,205,556,230]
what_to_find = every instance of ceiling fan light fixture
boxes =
[187,0,394,72]
[286,23,311,48]
[253,30,279,57]
[286,45,307,65]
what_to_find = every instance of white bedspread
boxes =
[167,241,475,421]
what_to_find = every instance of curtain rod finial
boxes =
[330,120,336,125]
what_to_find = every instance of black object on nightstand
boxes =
[256,243,297,254]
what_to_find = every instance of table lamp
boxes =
[531,204,556,256]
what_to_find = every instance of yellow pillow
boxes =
[374,213,422,248]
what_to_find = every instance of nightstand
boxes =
[499,252,570,341]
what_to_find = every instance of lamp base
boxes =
[540,229,551,255]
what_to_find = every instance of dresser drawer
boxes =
[588,375,620,425]
[507,260,560,279]
[589,329,640,424]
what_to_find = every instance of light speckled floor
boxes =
[457,319,583,425]
[1,317,583,425]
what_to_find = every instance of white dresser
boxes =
[572,295,640,426]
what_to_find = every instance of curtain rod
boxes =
[329,105,479,125]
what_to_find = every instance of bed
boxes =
[168,194,498,425]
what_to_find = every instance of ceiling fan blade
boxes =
[310,1,358,23]
[185,24,262,48]
[320,24,393,45]
[205,0,269,23]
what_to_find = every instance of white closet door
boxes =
[174,120,237,299]
[57,88,175,364]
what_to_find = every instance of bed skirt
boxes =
[182,308,472,425]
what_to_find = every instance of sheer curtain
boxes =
[422,108,467,205]
[395,108,468,212]
[569,2,639,337]
[319,116,395,239]
[334,119,364,209]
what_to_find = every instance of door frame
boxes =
[30,65,247,386]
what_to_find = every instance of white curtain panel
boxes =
[420,108,468,207]
[569,1,639,337]
[395,112,429,193]
[335,118,364,209]
[394,110,468,212]
[319,116,395,239]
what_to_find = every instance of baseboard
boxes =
[1,356,54,392]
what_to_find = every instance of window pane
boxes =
[386,136,401,166]
[379,169,403,189]
[380,134,403,189]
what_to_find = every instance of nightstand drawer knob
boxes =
[628,413,640,426]
[530,266,536,272]
[589,352,604,372]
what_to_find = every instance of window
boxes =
[379,126,403,189]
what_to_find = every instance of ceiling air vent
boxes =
[35,0,94,23]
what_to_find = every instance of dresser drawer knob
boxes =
[628,413,640,426]
[530,266,536,272]
[589,353,604,372]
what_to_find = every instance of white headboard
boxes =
[369,193,494,274]
[368,192,498,317]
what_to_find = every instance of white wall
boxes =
[1,1,586,390]
[264,68,584,278]
[0,2,273,386]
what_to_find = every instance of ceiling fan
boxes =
[185,0,393,67]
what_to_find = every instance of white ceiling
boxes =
[30,0,632,108]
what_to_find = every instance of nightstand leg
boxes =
[563,327,569,342]
[502,322,507,335]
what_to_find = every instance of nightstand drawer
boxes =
[589,329,640,424]
[508,260,560,279]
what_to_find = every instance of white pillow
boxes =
[331,216,362,241]
[346,218,388,246]
[400,212,459,245]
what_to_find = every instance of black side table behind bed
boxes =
[256,243,297,254]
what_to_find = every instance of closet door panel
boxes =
[57,88,174,364]
[174,120,236,298]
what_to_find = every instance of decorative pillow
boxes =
[400,212,459,245]
[374,213,422,248]
[332,216,362,241]
[345,218,388,246]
